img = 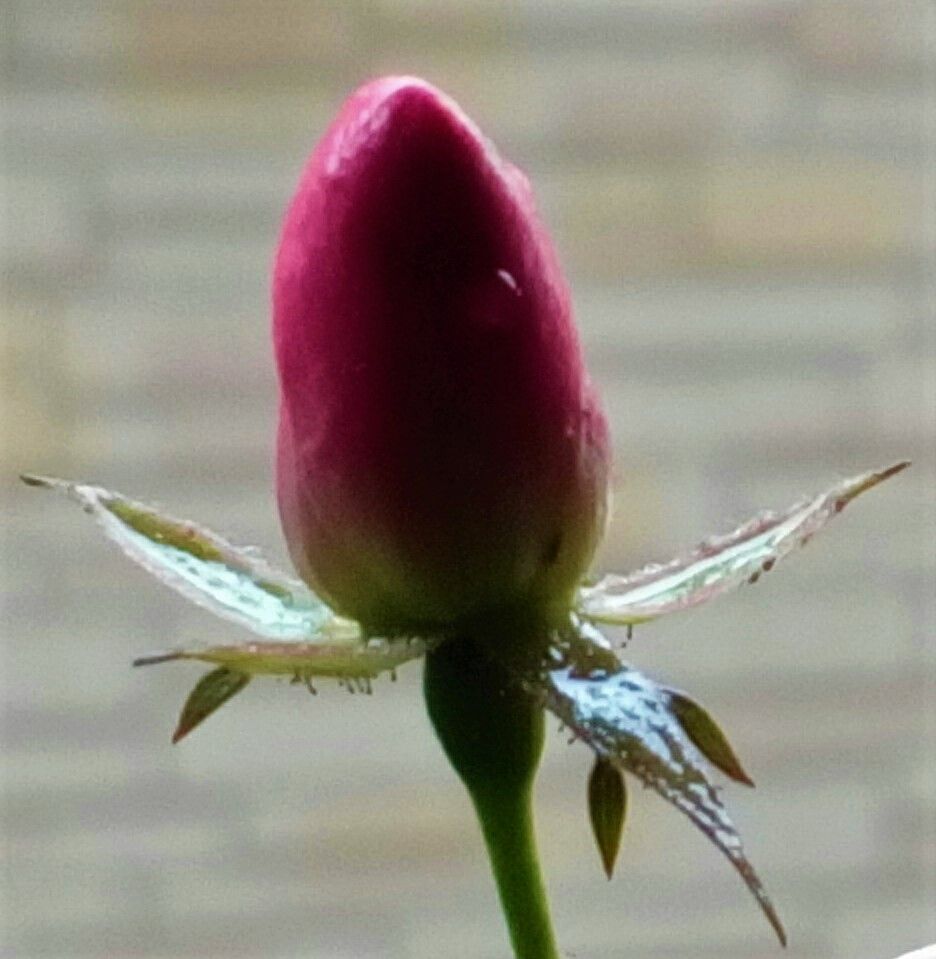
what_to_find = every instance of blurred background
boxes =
[1,2,934,957]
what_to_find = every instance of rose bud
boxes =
[273,76,610,635]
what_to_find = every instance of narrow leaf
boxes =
[134,632,437,681]
[173,667,250,743]
[577,462,908,627]
[665,688,753,786]
[519,621,786,946]
[21,474,329,640]
[588,757,627,879]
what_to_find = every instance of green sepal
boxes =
[666,687,753,786]
[587,757,627,879]
[577,462,908,627]
[20,473,330,639]
[21,473,439,680]
[172,667,251,744]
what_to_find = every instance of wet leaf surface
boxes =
[22,474,329,639]
[577,462,908,627]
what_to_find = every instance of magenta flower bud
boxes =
[273,76,610,633]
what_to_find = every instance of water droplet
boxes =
[496,268,521,296]
[367,637,390,654]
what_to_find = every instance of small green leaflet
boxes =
[576,462,908,627]
[522,620,786,946]
[587,757,627,880]
[134,634,434,742]
[665,687,753,787]
[173,667,251,744]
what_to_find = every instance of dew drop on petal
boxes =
[496,268,521,296]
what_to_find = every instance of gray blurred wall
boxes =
[2,2,934,958]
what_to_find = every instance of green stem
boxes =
[471,782,558,959]
[424,636,560,959]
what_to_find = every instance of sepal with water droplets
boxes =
[21,474,439,680]
[510,620,786,946]
[576,462,908,627]
[20,474,328,639]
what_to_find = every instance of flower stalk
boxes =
[424,637,559,959]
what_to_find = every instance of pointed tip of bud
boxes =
[350,74,464,125]
[314,74,495,195]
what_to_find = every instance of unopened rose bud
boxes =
[273,76,610,634]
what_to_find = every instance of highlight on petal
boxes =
[577,462,909,627]
[587,756,627,879]
[21,474,333,640]
[520,620,786,945]
[172,667,250,744]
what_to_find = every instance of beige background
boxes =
[2,2,934,957]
